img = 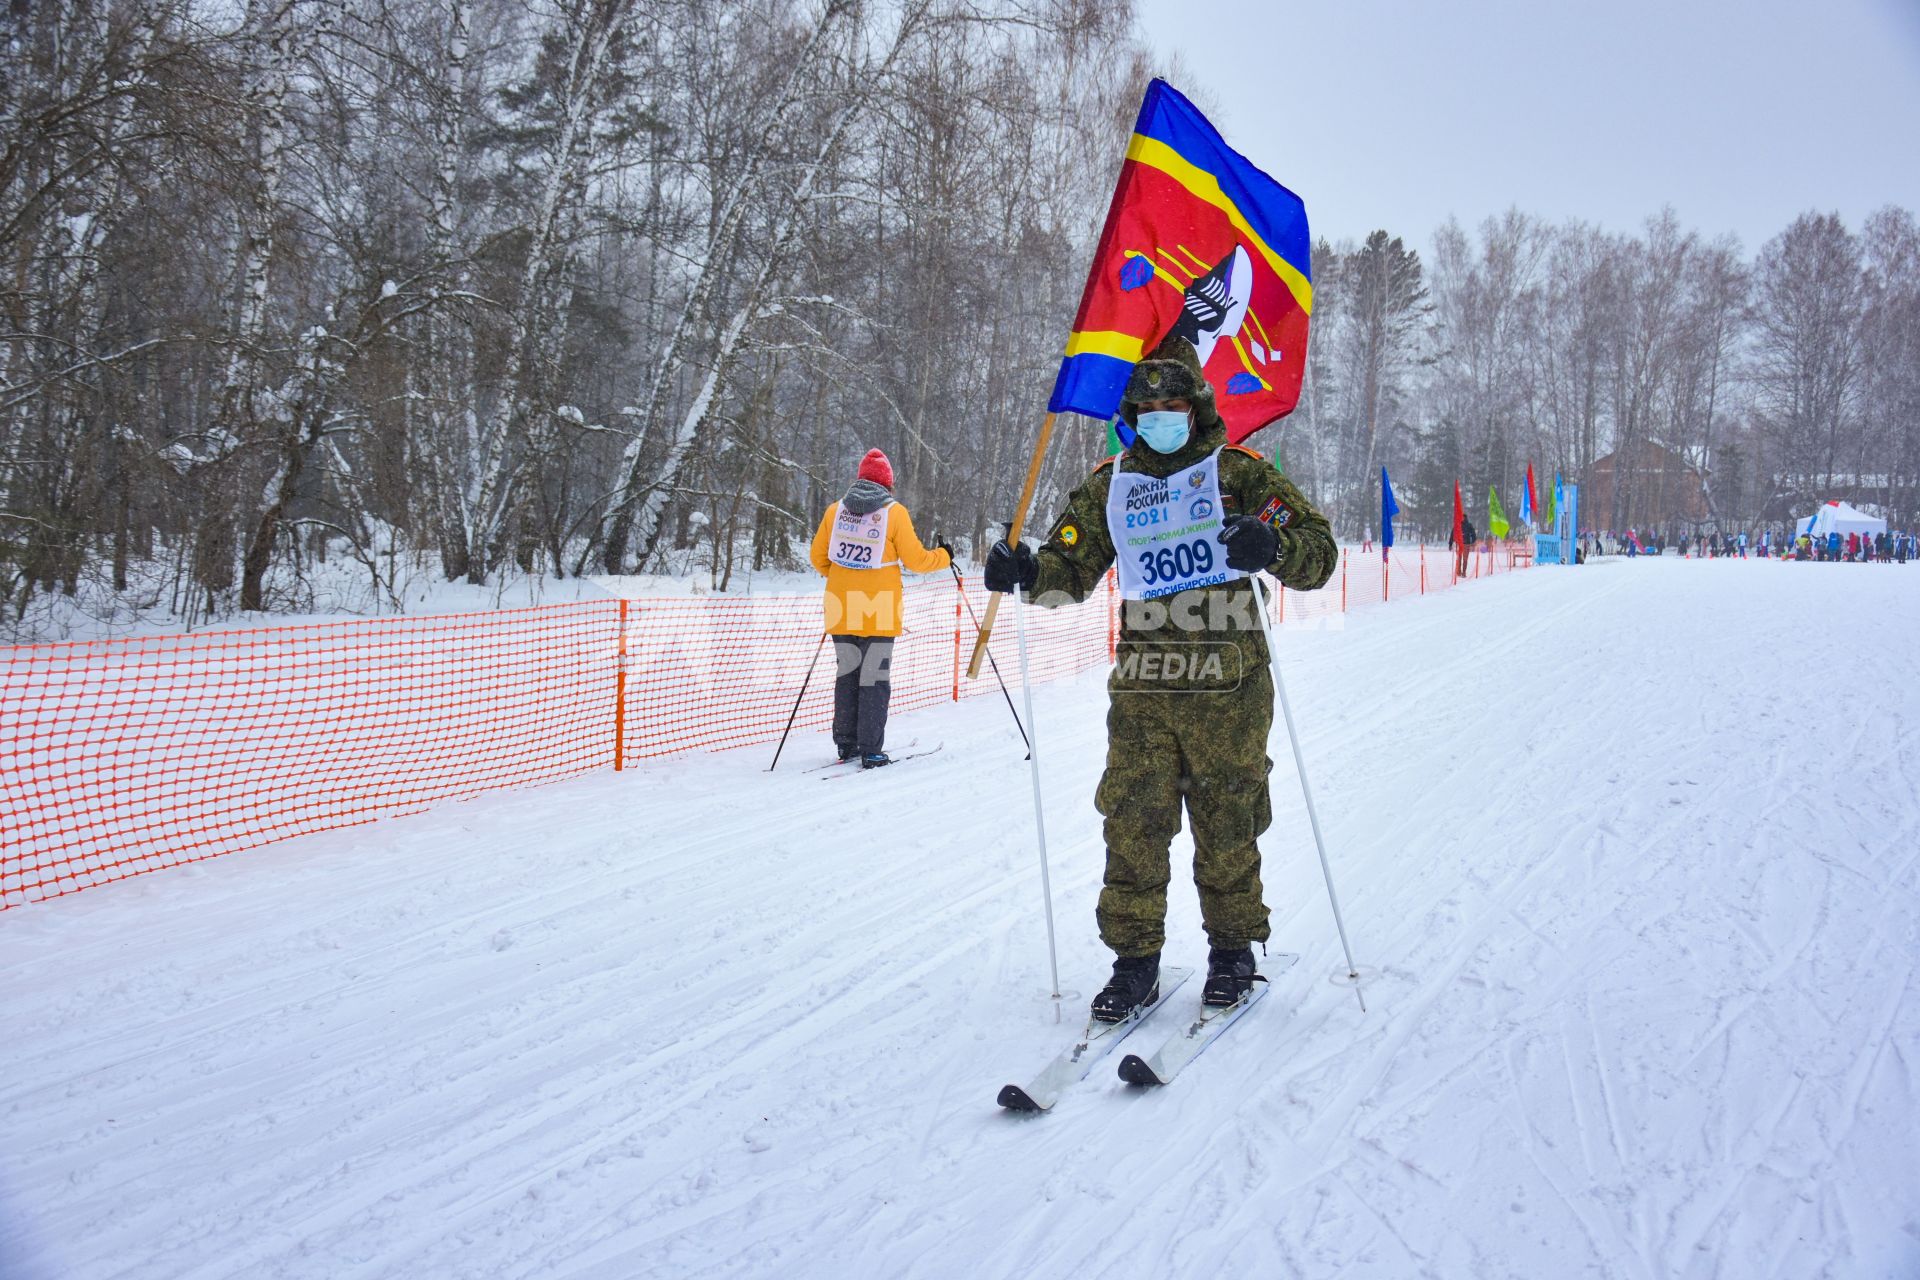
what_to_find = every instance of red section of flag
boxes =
[1075,166,1307,443]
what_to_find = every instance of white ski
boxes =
[820,744,943,778]
[997,965,1192,1113]
[803,738,922,773]
[1116,952,1299,1087]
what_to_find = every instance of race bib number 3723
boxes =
[831,540,875,565]
[827,503,889,569]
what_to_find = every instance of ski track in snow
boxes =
[3,559,1917,1279]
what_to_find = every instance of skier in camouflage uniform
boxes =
[984,336,1337,1021]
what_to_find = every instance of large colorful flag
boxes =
[1047,79,1312,444]
[1381,467,1399,559]
[1520,464,1535,526]
[1544,472,1558,527]
[1452,480,1465,546]
[1488,485,1510,538]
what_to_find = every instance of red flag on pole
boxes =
[1452,480,1465,547]
[1047,80,1313,444]
[1525,464,1538,527]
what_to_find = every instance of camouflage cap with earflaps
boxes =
[1118,334,1219,428]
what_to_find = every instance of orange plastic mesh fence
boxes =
[2,603,623,907]
[4,546,1533,908]
[1329,541,1532,618]
[617,576,1112,760]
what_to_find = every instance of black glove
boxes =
[932,532,956,561]
[1218,514,1280,571]
[984,539,1038,594]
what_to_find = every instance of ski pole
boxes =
[1009,582,1061,1001]
[1252,574,1367,1013]
[768,632,830,771]
[948,564,1031,757]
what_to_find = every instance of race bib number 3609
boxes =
[1104,450,1247,600]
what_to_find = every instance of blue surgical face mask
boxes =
[1135,410,1191,454]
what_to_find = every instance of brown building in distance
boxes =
[1582,440,1710,531]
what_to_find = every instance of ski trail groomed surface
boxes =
[3,560,1917,1279]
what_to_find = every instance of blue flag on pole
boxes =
[1381,467,1399,560]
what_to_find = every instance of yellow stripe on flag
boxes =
[1228,334,1270,388]
[1126,133,1313,315]
[1245,307,1275,352]
[1063,331,1145,362]
[1173,243,1211,274]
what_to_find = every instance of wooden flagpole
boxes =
[965,411,1058,679]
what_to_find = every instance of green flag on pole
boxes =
[1488,484,1510,537]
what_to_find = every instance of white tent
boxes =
[1796,500,1888,540]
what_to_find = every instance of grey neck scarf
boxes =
[842,478,893,516]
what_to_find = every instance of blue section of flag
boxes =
[1381,467,1400,551]
[1132,82,1312,273]
[1048,353,1134,422]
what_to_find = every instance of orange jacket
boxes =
[809,499,950,637]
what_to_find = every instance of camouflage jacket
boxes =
[1029,422,1337,693]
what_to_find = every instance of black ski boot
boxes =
[1090,953,1161,1023]
[1202,945,1258,1007]
[860,752,892,769]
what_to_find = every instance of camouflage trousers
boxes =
[1093,665,1275,956]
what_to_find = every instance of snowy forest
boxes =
[4,0,1918,637]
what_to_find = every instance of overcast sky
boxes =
[1132,0,1920,257]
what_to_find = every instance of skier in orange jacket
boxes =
[809,448,951,767]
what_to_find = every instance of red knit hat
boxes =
[857,448,893,489]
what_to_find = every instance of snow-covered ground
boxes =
[3,558,1916,1279]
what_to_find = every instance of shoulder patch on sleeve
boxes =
[1045,506,1082,547]
[1256,494,1294,528]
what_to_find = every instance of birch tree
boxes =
[1753,212,1863,500]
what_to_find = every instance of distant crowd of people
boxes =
[1388,522,1915,566]
[1585,527,1915,563]
[1589,530,1668,557]
[1792,529,1913,563]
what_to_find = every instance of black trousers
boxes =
[831,636,894,756]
